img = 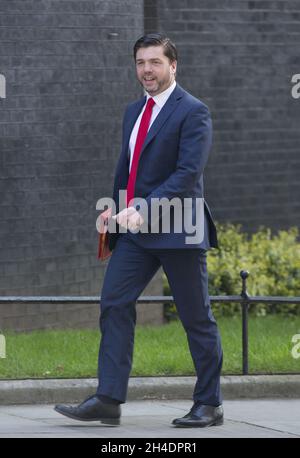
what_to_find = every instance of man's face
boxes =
[135,45,177,96]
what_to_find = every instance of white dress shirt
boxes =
[128,80,177,171]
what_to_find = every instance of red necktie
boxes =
[126,97,155,207]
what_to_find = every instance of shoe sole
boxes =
[54,407,120,426]
[173,417,224,428]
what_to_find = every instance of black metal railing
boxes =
[0,270,299,375]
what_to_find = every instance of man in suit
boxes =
[55,34,224,428]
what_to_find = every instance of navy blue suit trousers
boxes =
[96,233,223,406]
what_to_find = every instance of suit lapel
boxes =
[141,83,184,155]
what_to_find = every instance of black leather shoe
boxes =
[54,395,121,425]
[172,403,224,428]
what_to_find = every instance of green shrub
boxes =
[163,224,300,318]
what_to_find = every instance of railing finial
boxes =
[240,270,250,300]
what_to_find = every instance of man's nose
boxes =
[143,62,153,73]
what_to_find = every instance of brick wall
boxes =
[0,0,163,330]
[147,0,300,232]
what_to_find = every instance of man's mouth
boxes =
[144,77,155,82]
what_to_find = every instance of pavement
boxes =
[0,399,300,438]
[0,375,300,437]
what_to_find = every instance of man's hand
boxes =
[112,207,144,231]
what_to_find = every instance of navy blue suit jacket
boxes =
[108,83,218,251]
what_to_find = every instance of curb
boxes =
[0,375,300,405]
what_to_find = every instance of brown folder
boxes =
[97,208,112,261]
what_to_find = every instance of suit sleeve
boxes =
[135,104,213,224]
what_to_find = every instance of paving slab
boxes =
[0,399,299,438]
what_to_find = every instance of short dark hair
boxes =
[133,33,178,62]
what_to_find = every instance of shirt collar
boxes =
[145,80,177,108]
